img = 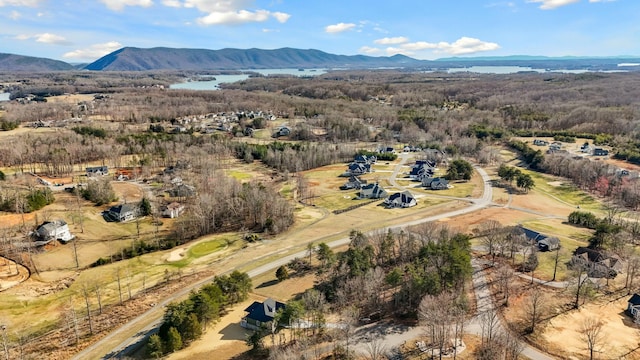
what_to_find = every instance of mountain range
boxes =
[1,47,639,72]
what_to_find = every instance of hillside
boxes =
[0,53,75,72]
[83,47,423,71]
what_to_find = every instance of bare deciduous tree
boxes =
[580,317,605,360]
[495,265,515,307]
[525,286,546,334]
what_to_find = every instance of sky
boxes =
[1,0,638,63]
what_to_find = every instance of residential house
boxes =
[627,294,640,318]
[533,139,549,146]
[354,154,376,164]
[33,219,74,245]
[517,225,560,251]
[359,183,387,199]
[340,175,365,190]
[580,143,592,153]
[378,146,395,154]
[593,148,609,156]
[571,247,623,278]
[241,298,286,331]
[167,184,197,198]
[161,202,185,218]
[537,237,560,252]
[105,203,139,222]
[86,166,108,177]
[409,162,434,181]
[347,162,371,176]
[422,177,449,190]
[384,191,417,208]
[272,126,291,138]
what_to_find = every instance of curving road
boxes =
[74,160,550,360]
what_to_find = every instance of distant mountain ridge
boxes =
[1,47,639,72]
[0,53,75,71]
[83,47,422,71]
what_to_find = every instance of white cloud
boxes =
[0,0,41,6]
[9,10,21,19]
[373,37,500,58]
[271,11,290,23]
[527,0,579,9]
[63,41,123,60]
[432,37,500,55]
[400,41,439,51]
[262,28,279,33]
[14,32,72,45]
[374,37,409,45]
[36,33,71,45]
[197,9,271,25]
[99,0,153,11]
[359,46,382,55]
[181,0,290,25]
[162,0,181,7]
[325,22,356,34]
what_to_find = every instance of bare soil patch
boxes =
[111,181,144,202]
[167,297,256,360]
[540,297,640,359]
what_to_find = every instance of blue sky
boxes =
[0,0,637,62]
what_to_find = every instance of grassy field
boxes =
[524,170,601,212]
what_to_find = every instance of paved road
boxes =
[72,161,513,360]
[468,259,556,360]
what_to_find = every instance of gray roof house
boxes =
[106,203,139,222]
[359,183,387,199]
[571,247,623,278]
[627,294,640,318]
[161,202,185,218]
[384,191,417,208]
[34,219,74,244]
[347,162,371,176]
[517,225,560,251]
[340,175,365,190]
[422,177,449,190]
[241,298,286,331]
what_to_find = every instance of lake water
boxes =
[445,65,628,74]
[0,93,9,101]
[170,68,327,90]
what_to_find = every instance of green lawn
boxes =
[517,169,602,212]
[189,238,229,258]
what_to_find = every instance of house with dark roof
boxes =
[516,225,560,251]
[359,183,387,199]
[241,298,286,331]
[571,247,623,278]
[347,162,371,176]
[627,294,640,318]
[340,175,365,190]
[86,166,108,177]
[422,177,449,190]
[33,219,74,245]
[105,203,139,222]
[384,191,417,208]
[354,154,376,164]
[593,148,609,156]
